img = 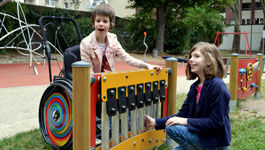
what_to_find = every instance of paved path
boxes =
[0,85,47,139]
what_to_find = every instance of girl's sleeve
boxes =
[80,40,94,74]
[155,90,193,130]
[155,114,177,130]
[187,82,230,133]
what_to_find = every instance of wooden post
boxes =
[72,61,91,150]
[165,57,178,148]
[165,57,178,116]
[229,53,239,111]
[255,53,263,99]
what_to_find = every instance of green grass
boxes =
[1,81,265,150]
[0,129,52,150]
[229,111,265,150]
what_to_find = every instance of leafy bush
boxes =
[183,4,226,49]
[164,13,188,55]
[76,17,94,38]
[125,12,157,52]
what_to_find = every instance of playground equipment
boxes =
[161,56,187,63]
[0,0,64,74]
[143,32,148,62]
[214,31,252,57]
[229,53,263,109]
[161,56,188,67]
[38,16,83,149]
[0,0,44,74]
[37,16,179,149]
[38,16,82,82]
[0,0,67,75]
[71,58,178,150]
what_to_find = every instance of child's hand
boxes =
[144,115,156,127]
[147,64,162,74]
[165,117,187,126]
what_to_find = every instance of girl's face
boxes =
[189,49,207,76]
[94,14,110,41]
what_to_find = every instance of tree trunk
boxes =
[232,26,241,53]
[259,0,265,53]
[155,5,166,53]
[258,24,265,53]
[231,0,241,53]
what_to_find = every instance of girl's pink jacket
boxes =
[80,31,149,74]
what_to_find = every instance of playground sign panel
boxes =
[237,58,258,99]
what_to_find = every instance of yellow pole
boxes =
[255,53,263,99]
[72,61,91,150]
[229,53,239,110]
[165,57,178,149]
[165,57,178,116]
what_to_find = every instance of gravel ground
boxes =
[0,85,48,140]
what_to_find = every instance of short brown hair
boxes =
[185,42,225,80]
[92,3,115,30]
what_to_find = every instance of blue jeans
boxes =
[166,125,228,150]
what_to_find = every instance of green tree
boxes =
[127,0,233,53]
[127,0,175,53]
[183,4,226,49]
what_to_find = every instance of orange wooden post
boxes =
[229,53,239,110]
[72,61,91,150]
[254,53,263,99]
[165,57,178,148]
[166,57,178,116]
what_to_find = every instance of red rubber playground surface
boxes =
[0,61,186,88]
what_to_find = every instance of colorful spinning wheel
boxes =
[39,80,73,149]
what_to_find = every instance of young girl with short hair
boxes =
[145,42,231,150]
[80,3,161,74]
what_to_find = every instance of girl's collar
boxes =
[91,31,114,49]
[194,77,215,88]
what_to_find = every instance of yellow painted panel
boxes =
[110,129,166,150]
[101,69,168,101]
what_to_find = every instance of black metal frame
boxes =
[38,16,82,83]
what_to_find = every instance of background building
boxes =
[22,0,135,18]
[219,0,264,51]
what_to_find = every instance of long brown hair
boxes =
[92,3,115,30]
[185,42,225,80]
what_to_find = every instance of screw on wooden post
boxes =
[72,61,91,150]
[165,57,178,149]
[229,53,239,111]
[255,53,263,99]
